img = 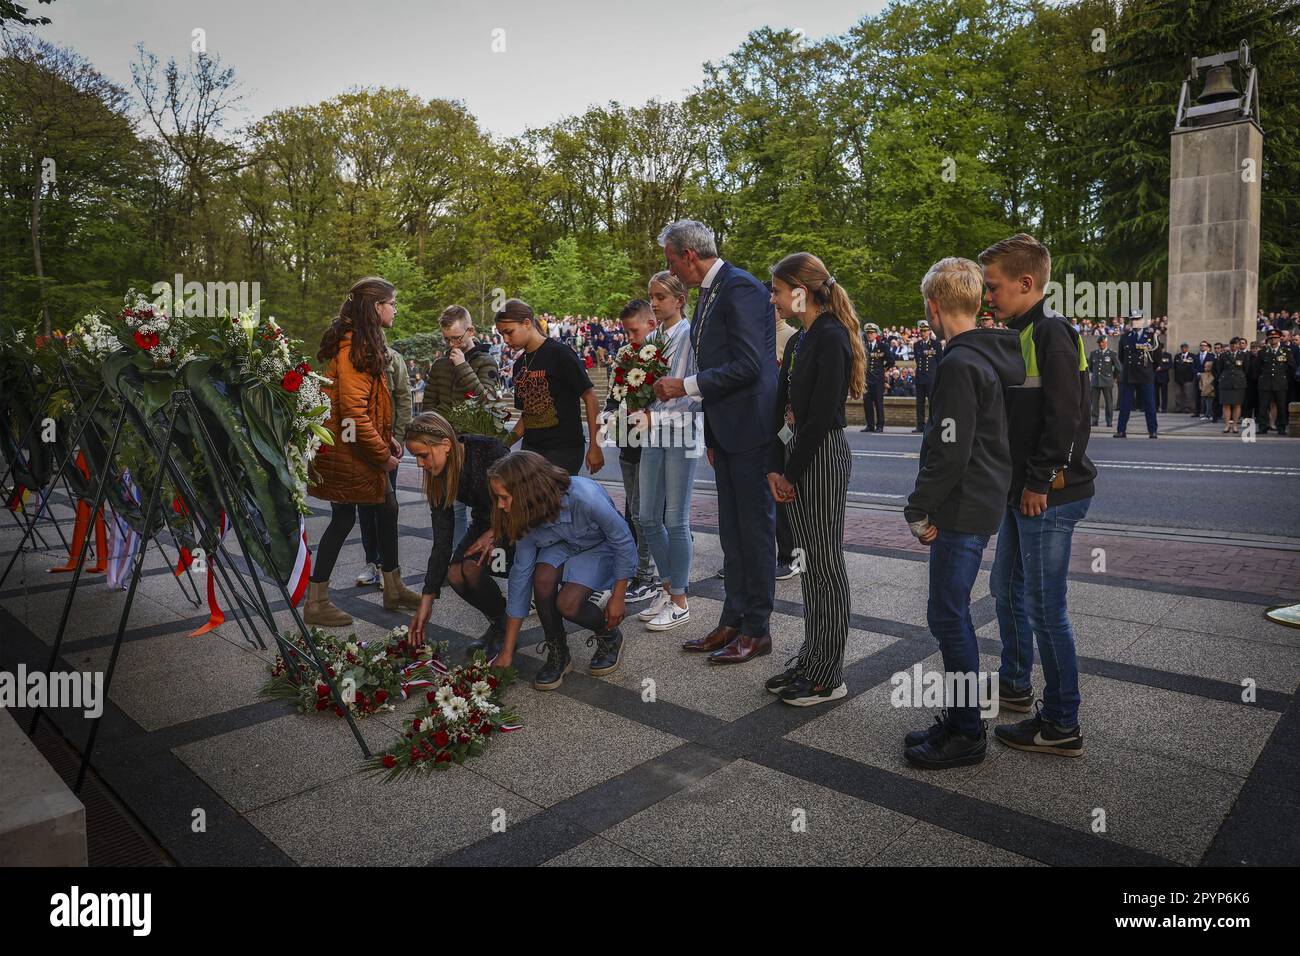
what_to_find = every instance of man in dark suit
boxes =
[653,220,777,665]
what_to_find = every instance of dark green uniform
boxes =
[425,342,501,414]
[1254,342,1293,434]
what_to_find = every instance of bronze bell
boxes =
[1198,65,1239,104]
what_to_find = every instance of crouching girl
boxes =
[487,451,635,690]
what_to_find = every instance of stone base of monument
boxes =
[842,396,919,428]
[0,709,87,866]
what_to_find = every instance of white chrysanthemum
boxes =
[446,696,468,719]
[435,685,457,708]
[419,716,437,733]
[626,368,645,388]
[345,642,359,655]
[638,344,658,362]
[471,680,491,698]
[611,385,626,401]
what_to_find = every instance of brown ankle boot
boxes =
[382,568,422,611]
[303,580,353,627]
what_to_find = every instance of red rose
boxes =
[412,718,423,732]
[458,733,472,744]
[479,723,493,736]
[374,689,388,704]
[297,361,311,374]
[435,752,452,763]
[382,755,397,768]
[333,705,343,716]
[468,714,480,725]
[282,370,303,392]
[315,699,328,711]
[426,690,437,703]
[316,683,330,698]
[133,330,159,351]
[644,372,656,386]
[433,730,450,747]
[487,676,499,689]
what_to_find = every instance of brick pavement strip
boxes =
[604,487,1300,602]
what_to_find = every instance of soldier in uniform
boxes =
[1255,328,1293,436]
[1115,311,1159,438]
[860,322,895,432]
[911,319,942,433]
[1215,337,1249,434]
[1154,343,1173,412]
[1172,342,1199,415]
[1088,335,1118,428]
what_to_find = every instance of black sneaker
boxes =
[905,722,987,769]
[624,577,661,605]
[860,426,872,432]
[1148,433,1158,439]
[993,705,1083,758]
[1112,431,1126,438]
[999,678,1034,713]
[774,562,800,581]
[778,676,848,707]
[765,656,802,694]
[586,628,624,677]
[532,633,572,691]
[911,427,924,433]
[903,710,950,748]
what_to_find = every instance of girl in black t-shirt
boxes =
[495,298,604,475]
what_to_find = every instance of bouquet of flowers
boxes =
[610,333,669,411]
[262,624,448,718]
[360,655,521,778]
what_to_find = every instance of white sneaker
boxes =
[637,589,671,622]
[646,599,690,631]
[355,562,379,586]
[589,589,611,609]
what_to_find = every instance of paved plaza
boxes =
[2,443,1297,868]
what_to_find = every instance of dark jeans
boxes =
[1117,382,1158,435]
[713,443,775,635]
[359,467,400,565]
[927,529,991,737]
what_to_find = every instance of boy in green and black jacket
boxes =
[979,234,1097,760]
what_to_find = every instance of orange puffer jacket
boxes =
[309,333,393,505]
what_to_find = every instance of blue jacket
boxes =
[692,262,778,453]
[505,476,636,619]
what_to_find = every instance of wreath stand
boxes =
[17,387,371,792]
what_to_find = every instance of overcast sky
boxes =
[25,0,886,136]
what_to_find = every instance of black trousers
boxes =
[523,441,584,475]
[915,383,932,428]
[863,381,885,430]
[1156,382,1169,412]
[713,443,775,635]
[776,500,794,565]
[1259,387,1289,432]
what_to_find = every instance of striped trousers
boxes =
[784,426,853,687]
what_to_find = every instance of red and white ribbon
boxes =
[287,516,311,609]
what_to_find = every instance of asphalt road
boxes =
[584,426,1300,539]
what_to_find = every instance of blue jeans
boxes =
[990,497,1091,729]
[927,530,990,737]
[638,445,699,596]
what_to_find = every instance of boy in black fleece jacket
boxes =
[903,258,1024,770]
[979,234,1096,759]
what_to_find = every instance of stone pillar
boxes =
[1167,119,1262,350]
